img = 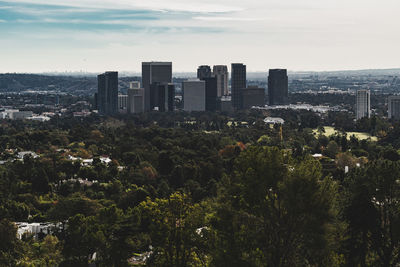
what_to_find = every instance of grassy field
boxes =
[313,126,378,141]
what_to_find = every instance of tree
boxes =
[140,192,208,267]
[0,219,23,266]
[210,146,344,267]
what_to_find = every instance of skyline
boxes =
[1,0,400,73]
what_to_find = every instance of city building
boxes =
[150,83,175,112]
[242,86,265,109]
[388,95,400,119]
[183,79,206,112]
[212,65,228,97]
[129,81,140,89]
[128,88,144,114]
[97,71,118,115]
[204,77,218,112]
[231,63,247,110]
[268,69,288,105]
[356,89,370,120]
[118,94,128,113]
[218,96,233,113]
[197,65,212,80]
[142,62,172,111]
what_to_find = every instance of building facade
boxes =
[242,86,265,109]
[150,83,175,112]
[212,65,228,97]
[356,89,371,120]
[231,63,247,110]
[388,95,400,119]
[128,88,144,114]
[118,94,128,113]
[197,65,212,80]
[97,71,118,115]
[183,79,206,112]
[268,69,288,105]
[142,62,172,111]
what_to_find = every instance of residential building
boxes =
[356,89,370,120]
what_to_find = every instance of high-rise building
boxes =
[183,79,206,112]
[242,86,265,109]
[388,96,400,119]
[213,65,228,97]
[118,94,128,113]
[128,88,144,114]
[268,69,288,105]
[356,89,370,120]
[197,65,212,80]
[142,62,172,111]
[97,71,118,115]
[150,83,175,112]
[231,63,247,110]
[204,77,218,112]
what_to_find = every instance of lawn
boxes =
[313,126,378,141]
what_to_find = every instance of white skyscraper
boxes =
[356,89,370,120]
[183,79,206,112]
[388,96,400,119]
[212,65,228,97]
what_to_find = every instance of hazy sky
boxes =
[1,0,400,73]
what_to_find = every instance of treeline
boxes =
[1,113,400,266]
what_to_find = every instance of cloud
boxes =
[0,19,6,22]
[194,16,264,22]
[1,0,243,13]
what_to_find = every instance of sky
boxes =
[1,0,400,73]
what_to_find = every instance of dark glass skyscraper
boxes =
[150,83,175,112]
[204,77,218,112]
[142,62,172,111]
[197,65,212,80]
[97,71,118,115]
[268,69,288,105]
[231,63,246,110]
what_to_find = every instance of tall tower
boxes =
[268,69,288,105]
[212,65,228,97]
[142,62,172,111]
[356,89,370,120]
[231,63,246,110]
[183,79,206,112]
[197,65,212,80]
[97,71,118,115]
[388,96,400,119]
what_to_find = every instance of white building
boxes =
[356,89,370,120]
[183,79,206,112]
[118,94,128,114]
[388,96,400,119]
[129,81,141,89]
[213,65,229,97]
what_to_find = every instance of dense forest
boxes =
[1,110,400,266]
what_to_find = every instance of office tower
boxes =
[129,81,140,89]
[231,63,247,110]
[150,83,175,112]
[242,86,265,109]
[197,65,212,80]
[142,62,172,111]
[128,88,144,114]
[118,94,128,113]
[268,69,288,105]
[213,65,228,97]
[356,89,371,120]
[388,96,400,119]
[204,77,218,112]
[183,79,206,112]
[97,71,118,115]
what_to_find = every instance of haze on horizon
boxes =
[1,0,400,73]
